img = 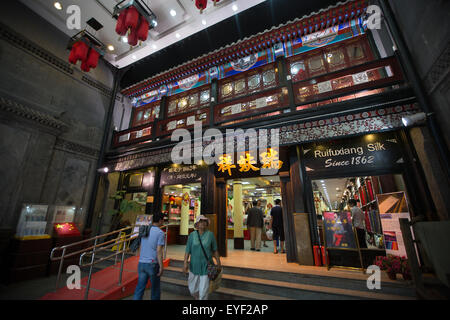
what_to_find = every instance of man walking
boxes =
[133,211,165,300]
[247,200,264,251]
[348,199,367,248]
[269,199,285,254]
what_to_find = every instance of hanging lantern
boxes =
[68,42,80,64]
[115,8,128,36]
[213,0,221,6]
[68,41,89,64]
[80,60,90,73]
[86,48,100,69]
[137,17,149,42]
[124,6,140,33]
[128,26,139,47]
[195,0,207,14]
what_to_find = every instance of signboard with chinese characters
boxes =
[160,164,207,186]
[215,148,288,179]
[323,211,357,249]
[301,132,404,176]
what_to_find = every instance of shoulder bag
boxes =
[196,231,222,293]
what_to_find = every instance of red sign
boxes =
[53,223,81,237]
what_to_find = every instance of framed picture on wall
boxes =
[129,173,143,187]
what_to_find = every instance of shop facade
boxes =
[90,0,438,269]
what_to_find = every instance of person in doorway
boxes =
[258,200,269,248]
[183,215,221,300]
[269,199,285,254]
[133,211,165,300]
[348,199,367,249]
[247,200,264,251]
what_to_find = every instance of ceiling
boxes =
[20,0,341,89]
[312,178,350,210]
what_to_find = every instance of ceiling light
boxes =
[176,33,181,38]
[232,4,238,11]
[170,9,177,17]
[132,55,137,60]
[122,37,128,43]
[152,44,157,49]
[54,2,63,10]
[107,45,115,51]
[202,19,207,26]
[151,19,158,27]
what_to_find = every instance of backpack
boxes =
[129,225,151,252]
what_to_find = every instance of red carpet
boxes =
[40,256,170,300]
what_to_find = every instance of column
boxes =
[179,186,190,244]
[233,179,244,249]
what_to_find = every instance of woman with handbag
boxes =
[183,215,222,300]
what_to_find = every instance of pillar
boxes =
[179,186,190,244]
[233,179,244,249]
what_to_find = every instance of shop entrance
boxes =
[312,174,413,269]
[226,176,282,253]
[162,183,201,245]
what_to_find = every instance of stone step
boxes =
[160,276,291,300]
[163,264,416,300]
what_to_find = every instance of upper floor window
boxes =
[219,63,278,102]
[289,36,374,82]
[167,85,211,118]
[132,100,160,127]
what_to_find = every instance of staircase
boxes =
[160,259,417,300]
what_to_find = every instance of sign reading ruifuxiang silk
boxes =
[301,132,404,174]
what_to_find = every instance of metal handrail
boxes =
[49,223,170,300]
[50,226,135,296]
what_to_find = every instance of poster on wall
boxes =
[323,212,357,249]
[52,206,76,224]
[377,191,411,257]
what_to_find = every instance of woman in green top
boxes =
[183,215,221,300]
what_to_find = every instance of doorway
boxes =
[226,176,282,253]
[312,174,412,268]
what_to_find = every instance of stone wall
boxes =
[390,0,450,219]
[0,2,116,232]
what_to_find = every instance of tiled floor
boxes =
[166,239,405,284]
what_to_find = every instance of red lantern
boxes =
[68,42,80,64]
[68,41,89,65]
[115,8,128,36]
[81,60,90,72]
[128,27,139,47]
[195,0,207,13]
[137,17,149,42]
[125,6,140,31]
[86,48,100,69]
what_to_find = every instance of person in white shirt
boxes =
[348,199,367,249]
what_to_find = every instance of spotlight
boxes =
[97,167,109,173]
[54,2,63,10]
[232,4,238,11]
[170,9,177,17]
[107,45,115,51]
[401,112,428,127]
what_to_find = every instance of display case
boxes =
[15,204,50,238]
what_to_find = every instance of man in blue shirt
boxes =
[133,211,165,300]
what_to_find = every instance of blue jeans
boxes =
[133,262,160,300]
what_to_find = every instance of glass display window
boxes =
[162,183,201,227]
[132,100,160,127]
[16,204,50,237]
